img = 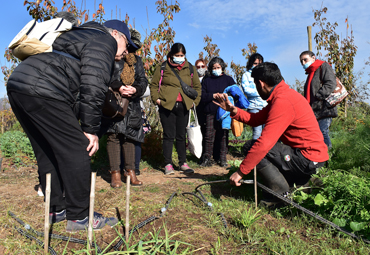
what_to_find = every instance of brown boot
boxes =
[110,170,122,188]
[124,169,143,186]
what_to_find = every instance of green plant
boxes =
[0,131,35,166]
[291,168,370,238]
[234,207,262,229]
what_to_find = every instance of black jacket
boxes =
[100,55,148,143]
[7,22,117,134]
[304,62,338,120]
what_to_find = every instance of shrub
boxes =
[292,168,370,239]
[0,131,35,166]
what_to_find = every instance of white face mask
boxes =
[212,69,222,76]
[173,56,185,64]
[197,68,207,77]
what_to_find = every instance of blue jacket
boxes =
[241,70,267,110]
[217,85,250,129]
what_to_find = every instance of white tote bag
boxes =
[186,107,203,158]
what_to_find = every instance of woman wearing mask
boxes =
[241,53,267,140]
[200,57,236,167]
[150,43,202,175]
[195,59,208,83]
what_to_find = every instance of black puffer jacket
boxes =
[100,55,148,143]
[304,62,338,120]
[7,22,117,134]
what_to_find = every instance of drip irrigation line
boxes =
[195,180,229,193]
[14,226,58,255]
[238,180,370,245]
[112,215,160,251]
[8,211,102,253]
[182,192,208,205]
[161,192,177,217]
[218,213,228,229]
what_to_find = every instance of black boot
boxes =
[257,163,289,208]
[199,155,212,167]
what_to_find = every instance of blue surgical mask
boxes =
[212,69,222,76]
[303,61,313,70]
[173,56,185,64]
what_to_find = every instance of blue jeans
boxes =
[248,109,263,140]
[318,117,332,149]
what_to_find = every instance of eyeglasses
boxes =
[196,65,205,69]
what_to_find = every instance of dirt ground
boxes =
[0,154,242,254]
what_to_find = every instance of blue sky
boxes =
[1,0,369,99]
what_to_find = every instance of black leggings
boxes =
[159,102,189,166]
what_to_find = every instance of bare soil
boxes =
[0,154,247,254]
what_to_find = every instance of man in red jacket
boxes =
[214,62,328,206]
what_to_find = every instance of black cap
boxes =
[103,20,138,50]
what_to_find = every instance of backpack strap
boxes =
[188,62,194,87]
[158,61,167,92]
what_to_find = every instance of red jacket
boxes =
[232,80,329,175]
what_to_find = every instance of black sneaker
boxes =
[135,169,140,175]
[66,212,118,232]
[49,209,66,224]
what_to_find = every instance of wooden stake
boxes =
[307,26,312,51]
[44,173,51,255]
[125,175,131,242]
[88,172,96,250]
[254,166,258,209]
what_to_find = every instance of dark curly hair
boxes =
[208,57,226,74]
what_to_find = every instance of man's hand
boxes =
[213,93,238,115]
[84,132,99,156]
[119,85,136,97]
[230,170,244,186]
[156,99,161,105]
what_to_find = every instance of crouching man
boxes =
[214,62,328,207]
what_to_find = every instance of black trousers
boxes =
[203,114,228,162]
[8,92,91,220]
[244,140,325,186]
[159,102,189,166]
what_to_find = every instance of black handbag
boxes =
[102,87,129,118]
[169,66,198,100]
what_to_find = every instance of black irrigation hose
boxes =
[112,192,179,251]
[8,211,102,253]
[14,226,58,255]
[218,213,228,229]
[182,192,208,204]
[161,192,178,217]
[238,180,370,245]
[112,215,160,251]
[195,180,229,193]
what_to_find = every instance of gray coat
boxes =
[304,62,338,120]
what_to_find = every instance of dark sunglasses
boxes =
[196,65,205,68]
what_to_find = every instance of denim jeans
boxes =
[318,117,332,149]
[247,108,264,140]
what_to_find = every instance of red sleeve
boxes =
[232,107,268,127]
[237,97,295,175]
